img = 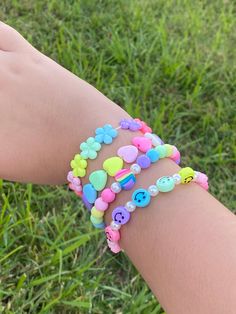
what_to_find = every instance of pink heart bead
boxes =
[117,145,138,163]
[132,137,152,153]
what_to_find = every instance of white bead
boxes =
[125,201,136,212]
[172,173,181,185]
[148,185,159,196]
[111,182,121,193]
[130,163,141,174]
[192,171,198,181]
[110,220,121,230]
[145,132,163,146]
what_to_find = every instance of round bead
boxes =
[107,240,121,253]
[91,206,104,218]
[105,226,120,242]
[163,144,173,157]
[115,169,136,190]
[90,215,103,225]
[130,163,141,175]
[125,201,136,212]
[137,155,151,169]
[172,173,181,185]
[92,221,106,229]
[94,197,109,211]
[155,145,167,158]
[112,206,130,225]
[82,194,93,211]
[110,220,121,230]
[178,167,194,184]
[156,176,175,192]
[132,189,151,207]
[148,185,159,196]
[101,188,116,203]
[146,149,160,163]
[111,182,121,194]
[83,183,97,204]
[144,132,164,146]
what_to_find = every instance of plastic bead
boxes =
[83,184,97,204]
[144,133,163,146]
[110,220,121,230]
[91,207,104,218]
[137,155,151,169]
[107,240,121,253]
[156,176,175,192]
[94,197,109,211]
[117,145,138,163]
[105,226,120,242]
[178,167,194,184]
[112,206,130,225]
[146,149,160,163]
[101,188,116,203]
[132,137,152,153]
[132,189,151,207]
[148,185,159,196]
[103,156,123,176]
[130,163,141,174]
[134,118,152,133]
[172,173,181,185]
[95,124,118,144]
[125,201,136,212]
[92,221,106,229]
[163,144,173,157]
[82,194,93,211]
[111,182,122,194]
[70,154,87,177]
[90,215,103,225]
[67,171,82,194]
[115,169,136,190]
[89,170,107,191]
[155,145,167,158]
[80,137,101,160]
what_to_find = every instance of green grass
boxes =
[0,0,235,313]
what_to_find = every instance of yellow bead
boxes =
[178,167,194,184]
[163,144,173,157]
[103,156,123,176]
[91,207,104,218]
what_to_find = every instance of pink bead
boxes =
[101,188,116,203]
[94,197,109,211]
[195,172,209,190]
[132,136,152,153]
[134,118,152,134]
[105,226,120,242]
[107,240,121,253]
[170,146,180,160]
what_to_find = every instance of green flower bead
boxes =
[80,137,101,160]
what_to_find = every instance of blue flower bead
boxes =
[80,137,101,159]
[95,124,118,144]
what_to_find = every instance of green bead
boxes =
[103,156,123,176]
[155,145,167,158]
[156,176,175,192]
[163,144,173,157]
[90,215,103,225]
[89,170,107,191]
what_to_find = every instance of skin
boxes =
[0,21,236,314]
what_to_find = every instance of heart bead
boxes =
[103,157,123,176]
[117,145,138,163]
[83,183,97,204]
[89,170,107,191]
[132,136,152,153]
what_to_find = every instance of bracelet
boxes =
[89,144,181,229]
[67,118,151,194]
[105,167,209,253]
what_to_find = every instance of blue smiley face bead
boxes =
[132,189,151,207]
[156,176,175,192]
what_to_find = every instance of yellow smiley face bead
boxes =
[178,167,194,184]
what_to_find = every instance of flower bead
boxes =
[80,137,101,160]
[95,124,118,144]
[70,154,87,177]
[134,118,152,133]
[67,171,82,195]
[119,118,141,131]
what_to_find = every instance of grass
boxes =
[0,0,235,313]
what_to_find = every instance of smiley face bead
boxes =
[132,189,151,207]
[105,226,120,242]
[178,167,194,184]
[112,206,130,225]
[156,176,175,192]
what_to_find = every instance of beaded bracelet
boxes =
[89,144,181,229]
[67,118,152,195]
[105,167,209,253]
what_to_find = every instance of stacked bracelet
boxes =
[105,167,209,253]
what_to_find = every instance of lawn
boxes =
[0,0,235,313]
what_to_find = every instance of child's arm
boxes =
[1,22,236,314]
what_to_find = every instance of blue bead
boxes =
[156,176,175,192]
[132,189,151,207]
[146,149,160,163]
[92,222,106,229]
[83,183,97,204]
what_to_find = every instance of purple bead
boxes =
[119,119,129,129]
[82,194,93,211]
[112,206,130,225]
[137,154,151,169]
[175,158,181,165]
[129,120,142,131]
